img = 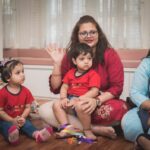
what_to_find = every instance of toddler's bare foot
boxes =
[92,126,117,139]
[56,124,75,138]
[84,129,97,140]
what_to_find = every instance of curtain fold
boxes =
[2,0,150,49]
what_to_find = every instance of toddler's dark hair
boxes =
[68,43,93,66]
[0,60,23,83]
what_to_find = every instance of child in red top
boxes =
[53,43,101,140]
[0,60,53,145]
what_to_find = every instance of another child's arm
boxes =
[0,107,19,127]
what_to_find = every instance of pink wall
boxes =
[3,48,148,68]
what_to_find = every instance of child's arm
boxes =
[17,104,31,127]
[60,83,70,108]
[79,87,99,99]
[0,107,18,126]
[60,83,69,100]
[21,104,31,118]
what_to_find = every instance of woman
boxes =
[39,15,128,139]
[121,50,150,150]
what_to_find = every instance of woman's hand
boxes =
[79,97,97,114]
[45,43,66,65]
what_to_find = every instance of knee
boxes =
[75,102,83,113]
[121,112,143,142]
[52,101,61,112]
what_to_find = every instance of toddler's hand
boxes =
[12,117,20,129]
[60,98,69,109]
[67,97,79,109]
[17,116,26,127]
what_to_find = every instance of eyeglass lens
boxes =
[79,30,97,37]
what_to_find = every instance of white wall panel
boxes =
[23,65,59,100]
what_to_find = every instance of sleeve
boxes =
[105,49,124,97]
[0,89,5,108]
[24,87,34,104]
[130,58,150,107]
[89,70,101,89]
[49,54,71,94]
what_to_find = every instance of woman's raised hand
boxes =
[45,43,66,65]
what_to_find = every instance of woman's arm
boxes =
[95,49,123,104]
[46,44,66,90]
[104,49,124,98]
[97,91,115,104]
[50,63,63,90]
[130,58,150,108]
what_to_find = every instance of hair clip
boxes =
[0,60,9,67]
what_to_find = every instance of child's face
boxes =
[8,64,25,85]
[72,53,93,72]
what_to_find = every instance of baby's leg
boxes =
[75,103,97,140]
[53,100,69,125]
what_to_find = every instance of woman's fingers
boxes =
[45,43,66,64]
[45,43,58,53]
[79,98,96,114]
[83,104,94,114]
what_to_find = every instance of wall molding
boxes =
[3,48,148,68]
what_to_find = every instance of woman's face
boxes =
[78,22,98,49]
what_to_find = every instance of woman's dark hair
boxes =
[68,43,93,67]
[0,60,23,83]
[146,49,150,58]
[66,15,111,66]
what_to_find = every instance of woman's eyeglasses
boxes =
[78,30,98,38]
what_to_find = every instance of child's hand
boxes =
[12,117,20,128]
[60,98,69,109]
[17,116,26,127]
[67,97,79,109]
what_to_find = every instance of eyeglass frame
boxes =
[78,30,98,38]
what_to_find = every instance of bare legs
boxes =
[53,100,97,140]
[40,101,118,139]
[75,104,97,140]
[92,125,117,139]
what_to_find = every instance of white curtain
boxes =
[2,0,150,49]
